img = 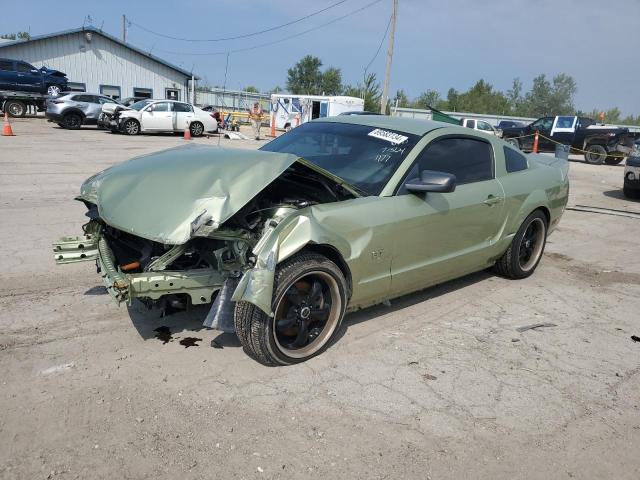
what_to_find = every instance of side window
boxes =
[503,146,528,173]
[532,117,553,130]
[98,96,115,104]
[150,102,171,112]
[0,60,14,71]
[173,102,192,112]
[477,121,493,132]
[16,62,34,73]
[413,137,493,185]
[72,94,91,102]
[465,119,475,129]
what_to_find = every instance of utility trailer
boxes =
[0,90,49,117]
[270,94,364,131]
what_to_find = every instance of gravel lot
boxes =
[1,118,639,479]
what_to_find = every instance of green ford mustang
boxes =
[54,116,569,365]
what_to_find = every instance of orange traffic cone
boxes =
[2,112,15,136]
[269,113,276,138]
[533,130,539,153]
[183,122,191,140]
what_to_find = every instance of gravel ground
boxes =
[1,118,639,479]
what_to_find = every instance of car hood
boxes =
[78,144,359,245]
[41,67,67,77]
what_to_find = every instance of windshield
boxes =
[260,122,420,195]
[129,100,153,111]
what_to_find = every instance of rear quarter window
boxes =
[504,146,528,173]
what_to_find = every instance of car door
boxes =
[529,117,554,151]
[389,135,507,295]
[15,61,41,92]
[549,115,577,147]
[141,102,173,130]
[0,59,17,90]
[172,102,195,131]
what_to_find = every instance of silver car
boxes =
[45,93,119,129]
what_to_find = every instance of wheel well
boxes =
[534,206,550,226]
[301,244,352,299]
[284,122,291,128]
[63,109,85,119]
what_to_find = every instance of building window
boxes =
[165,88,180,101]
[100,85,121,100]
[133,88,153,99]
[67,82,86,92]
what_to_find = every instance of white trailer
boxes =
[270,94,364,131]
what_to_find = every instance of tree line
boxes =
[282,55,640,125]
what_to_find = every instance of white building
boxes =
[0,26,197,101]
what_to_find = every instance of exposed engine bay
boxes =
[72,161,356,311]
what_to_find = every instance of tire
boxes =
[189,122,204,137]
[623,185,640,199]
[62,112,83,129]
[122,119,140,135]
[234,252,348,366]
[505,137,520,149]
[46,85,61,97]
[585,144,607,164]
[5,100,26,117]
[604,156,624,166]
[493,210,548,279]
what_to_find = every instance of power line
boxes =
[145,0,385,57]
[364,13,392,76]
[128,0,350,42]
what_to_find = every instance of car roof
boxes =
[311,115,450,136]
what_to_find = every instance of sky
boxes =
[2,0,639,115]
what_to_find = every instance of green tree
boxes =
[521,73,576,116]
[506,78,523,114]
[392,89,411,108]
[412,89,441,109]
[0,31,30,40]
[270,86,283,94]
[344,73,381,112]
[286,55,323,94]
[320,67,343,95]
[244,86,259,93]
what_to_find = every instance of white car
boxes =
[460,118,499,136]
[102,99,218,137]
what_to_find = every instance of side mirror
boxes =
[405,170,456,194]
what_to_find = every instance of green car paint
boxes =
[54,116,569,319]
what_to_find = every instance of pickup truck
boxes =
[501,116,638,165]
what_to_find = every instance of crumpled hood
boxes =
[79,144,299,244]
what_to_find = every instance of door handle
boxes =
[483,194,504,206]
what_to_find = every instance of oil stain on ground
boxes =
[154,326,173,344]
[179,337,202,348]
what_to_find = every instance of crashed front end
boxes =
[53,144,357,329]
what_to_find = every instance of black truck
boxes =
[501,116,639,165]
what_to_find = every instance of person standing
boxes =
[248,102,264,140]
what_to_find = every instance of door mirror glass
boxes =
[405,170,456,194]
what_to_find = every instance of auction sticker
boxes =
[368,128,409,145]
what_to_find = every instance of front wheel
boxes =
[493,210,548,279]
[62,112,83,129]
[5,100,26,117]
[585,144,607,164]
[122,119,140,135]
[189,121,204,137]
[234,252,347,366]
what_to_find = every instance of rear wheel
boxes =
[62,112,83,129]
[585,144,607,164]
[234,252,347,366]
[5,100,26,117]
[189,121,204,137]
[493,210,548,279]
[123,119,140,135]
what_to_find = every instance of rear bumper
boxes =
[53,232,224,305]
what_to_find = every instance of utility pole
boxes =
[122,14,127,43]
[380,0,397,115]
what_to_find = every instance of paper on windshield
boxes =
[368,129,409,145]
